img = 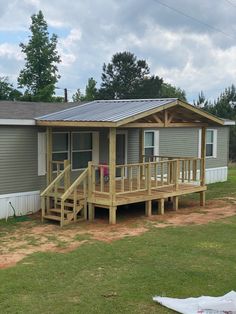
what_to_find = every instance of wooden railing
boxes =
[41,162,71,219]
[60,168,88,225]
[88,157,203,199]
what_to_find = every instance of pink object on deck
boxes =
[99,163,109,177]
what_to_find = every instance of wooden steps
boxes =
[43,214,62,222]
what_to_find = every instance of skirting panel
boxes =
[205,166,228,184]
[0,191,40,220]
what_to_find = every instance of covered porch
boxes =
[37,99,225,226]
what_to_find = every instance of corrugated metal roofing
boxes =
[36,98,178,122]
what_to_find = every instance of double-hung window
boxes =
[52,132,69,170]
[72,132,93,170]
[206,129,217,158]
[144,130,159,161]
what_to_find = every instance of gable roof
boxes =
[36,98,233,127]
[36,98,178,123]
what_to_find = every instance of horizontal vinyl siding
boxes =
[127,129,139,164]
[0,126,41,194]
[159,128,199,157]
[204,127,229,168]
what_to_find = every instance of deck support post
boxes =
[200,191,205,206]
[173,196,179,211]
[158,198,164,215]
[109,127,116,206]
[88,203,95,221]
[201,127,206,187]
[109,206,117,224]
[145,200,152,217]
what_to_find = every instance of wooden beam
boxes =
[37,120,116,128]
[88,203,95,221]
[139,129,144,163]
[200,191,206,206]
[122,122,208,128]
[153,114,163,123]
[145,200,152,217]
[173,196,179,211]
[109,206,117,224]
[164,110,168,127]
[109,128,116,206]
[157,199,164,215]
[178,100,224,125]
[116,100,178,126]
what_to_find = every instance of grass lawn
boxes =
[0,166,236,313]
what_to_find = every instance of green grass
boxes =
[0,166,235,313]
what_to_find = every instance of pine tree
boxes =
[18,10,61,101]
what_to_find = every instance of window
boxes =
[38,132,46,176]
[72,132,93,169]
[206,129,217,158]
[52,132,69,170]
[144,130,159,160]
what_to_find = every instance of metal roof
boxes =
[36,98,178,122]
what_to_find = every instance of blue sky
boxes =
[1,0,236,102]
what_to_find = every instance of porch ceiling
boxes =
[36,99,225,128]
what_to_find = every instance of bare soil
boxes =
[0,198,236,269]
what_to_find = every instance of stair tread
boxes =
[49,208,72,214]
[43,214,63,221]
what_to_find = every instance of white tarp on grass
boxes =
[153,291,236,314]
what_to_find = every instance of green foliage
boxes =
[193,91,208,107]
[73,78,98,102]
[97,51,186,100]
[98,51,150,99]
[17,10,61,102]
[72,88,83,102]
[84,77,97,101]
[0,77,22,100]
[160,82,186,101]
[202,85,236,161]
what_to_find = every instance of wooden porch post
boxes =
[109,127,117,224]
[200,126,206,206]
[46,127,52,185]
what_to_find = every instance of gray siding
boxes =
[0,126,41,194]
[205,127,229,168]
[0,125,229,196]
[159,128,199,157]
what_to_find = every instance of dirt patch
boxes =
[0,198,235,269]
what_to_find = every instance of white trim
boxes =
[206,129,217,158]
[198,128,217,159]
[144,130,160,156]
[38,132,46,176]
[0,119,35,125]
[223,120,235,125]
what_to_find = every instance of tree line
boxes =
[0,10,235,160]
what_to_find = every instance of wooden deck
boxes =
[89,180,206,207]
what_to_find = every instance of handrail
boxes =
[61,168,88,201]
[41,164,71,197]
[142,154,198,160]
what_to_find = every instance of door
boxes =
[116,132,127,177]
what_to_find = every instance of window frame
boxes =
[71,131,93,171]
[144,130,159,160]
[198,128,217,159]
[206,129,217,158]
[52,131,70,171]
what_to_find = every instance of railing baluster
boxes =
[100,166,104,192]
